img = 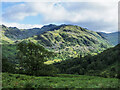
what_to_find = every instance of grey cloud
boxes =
[2,2,118,33]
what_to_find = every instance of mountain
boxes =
[1,24,112,60]
[26,24,112,59]
[97,32,120,45]
[54,44,120,78]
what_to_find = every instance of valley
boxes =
[1,24,120,88]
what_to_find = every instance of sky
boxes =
[1,0,119,33]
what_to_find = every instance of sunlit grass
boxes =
[44,59,62,64]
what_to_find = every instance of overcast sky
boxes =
[1,0,119,33]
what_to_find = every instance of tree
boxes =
[2,58,16,73]
[17,41,55,76]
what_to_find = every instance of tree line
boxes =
[2,41,120,78]
[54,44,120,78]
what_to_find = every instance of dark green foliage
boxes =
[2,44,17,62]
[2,44,19,73]
[2,58,16,73]
[54,44,120,78]
[17,41,57,76]
[37,35,53,46]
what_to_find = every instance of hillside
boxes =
[26,24,112,59]
[1,25,41,41]
[54,44,120,78]
[1,24,112,60]
[1,24,58,42]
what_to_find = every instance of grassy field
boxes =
[2,73,120,88]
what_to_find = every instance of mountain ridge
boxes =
[2,24,118,45]
[97,31,119,45]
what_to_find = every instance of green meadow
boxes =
[2,73,120,88]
